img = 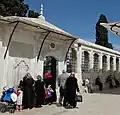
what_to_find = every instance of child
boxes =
[16,86,23,112]
[45,85,54,105]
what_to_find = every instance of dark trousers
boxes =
[59,87,65,104]
[63,92,67,107]
[68,94,76,108]
[99,83,103,91]
[51,90,57,102]
[45,97,52,104]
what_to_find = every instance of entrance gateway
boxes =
[44,56,57,89]
[0,5,78,90]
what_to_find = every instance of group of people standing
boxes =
[17,70,80,110]
[82,75,120,94]
[58,70,80,108]
[106,75,120,89]
[19,72,56,110]
[16,70,79,109]
[95,75,120,91]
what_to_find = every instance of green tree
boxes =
[0,0,29,16]
[28,10,39,18]
[95,14,113,49]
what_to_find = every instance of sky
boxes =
[25,0,120,51]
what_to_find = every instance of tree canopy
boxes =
[0,0,29,16]
[0,0,39,18]
[95,14,113,49]
[28,10,39,18]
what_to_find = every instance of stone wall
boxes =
[82,70,120,91]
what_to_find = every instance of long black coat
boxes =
[22,77,34,109]
[35,80,45,105]
[65,77,79,107]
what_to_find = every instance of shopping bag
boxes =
[75,93,83,102]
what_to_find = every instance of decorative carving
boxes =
[50,43,55,49]
[13,59,30,86]
[14,60,29,72]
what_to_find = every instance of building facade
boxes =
[0,7,120,91]
[67,39,120,88]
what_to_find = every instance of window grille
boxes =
[93,53,99,72]
[102,55,107,72]
[110,57,113,71]
[82,51,89,72]
[116,58,119,72]
[67,48,77,73]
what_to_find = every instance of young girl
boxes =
[45,85,54,105]
[16,86,23,112]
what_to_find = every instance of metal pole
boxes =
[4,22,19,59]
[37,31,50,62]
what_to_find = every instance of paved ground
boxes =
[2,88,120,115]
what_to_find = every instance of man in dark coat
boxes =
[35,75,45,107]
[95,76,103,91]
[65,72,79,108]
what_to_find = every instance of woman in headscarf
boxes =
[19,74,27,108]
[22,73,35,110]
[34,75,45,107]
[65,72,79,108]
[44,70,52,87]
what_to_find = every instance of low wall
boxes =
[82,70,120,91]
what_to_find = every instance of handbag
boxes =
[75,93,83,102]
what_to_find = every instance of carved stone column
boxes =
[89,50,93,70]
[76,46,82,85]
[99,53,103,70]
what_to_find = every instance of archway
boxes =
[102,55,107,72]
[110,56,113,71]
[93,53,99,72]
[116,57,119,72]
[43,56,58,90]
[82,51,90,72]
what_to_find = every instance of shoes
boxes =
[65,104,74,109]
[48,103,52,105]
[57,103,62,107]
[35,105,42,108]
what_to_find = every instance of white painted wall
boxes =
[0,26,71,90]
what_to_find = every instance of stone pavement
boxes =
[1,88,120,115]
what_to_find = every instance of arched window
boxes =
[116,57,119,72]
[93,53,99,72]
[102,55,107,72]
[82,51,89,72]
[67,48,77,73]
[110,57,113,71]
